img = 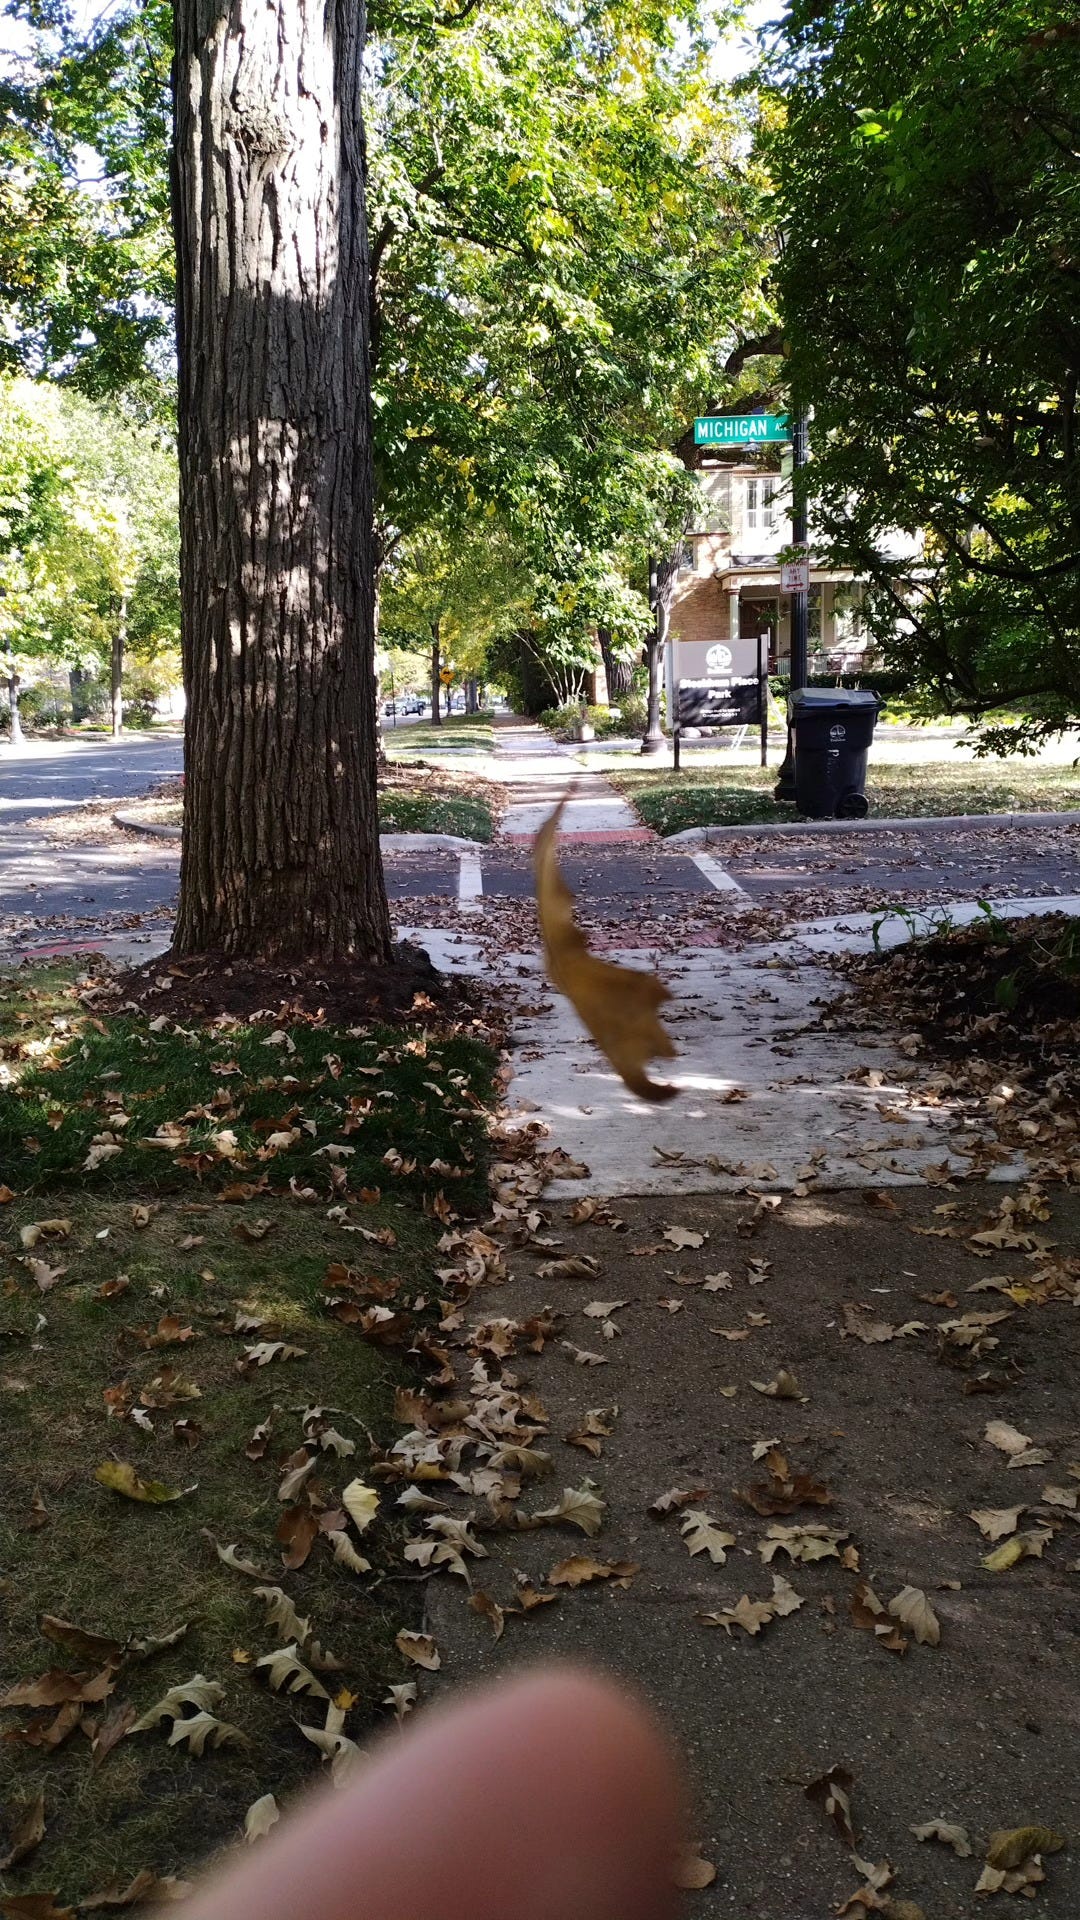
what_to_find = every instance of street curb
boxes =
[113,809,182,839]
[664,808,1080,845]
[112,812,488,854]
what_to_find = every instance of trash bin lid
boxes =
[788,686,882,715]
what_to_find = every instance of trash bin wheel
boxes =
[836,789,870,819]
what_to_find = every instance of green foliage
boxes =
[0,375,178,688]
[764,0,1080,749]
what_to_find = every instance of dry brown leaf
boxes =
[0,1896,75,1920]
[467,1592,505,1640]
[984,1420,1033,1457]
[38,1616,121,1665]
[759,1524,848,1565]
[649,1486,708,1517]
[1,1668,114,1709]
[968,1506,1025,1542]
[805,1763,856,1847]
[679,1511,736,1564]
[244,1794,280,1844]
[699,1574,803,1636]
[750,1369,808,1402]
[395,1629,440,1671]
[911,1819,972,1857]
[547,1555,639,1588]
[672,1848,716,1890]
[887,1585,940,1647]
[533,1484,605,1536]
[534,801,677,1101]
[0,1791,46,1871]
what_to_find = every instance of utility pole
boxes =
[774,409,809,803]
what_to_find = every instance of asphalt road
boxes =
[4,735,1080,946]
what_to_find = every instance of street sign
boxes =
[694,413,790,447]
[780,552,810,591]
[676,673,762,730]
[439,667,454,684]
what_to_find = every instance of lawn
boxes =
[378,790,494,841]
[384,711,495,757]
[608,757,1080,836]
[0,961,497,1904]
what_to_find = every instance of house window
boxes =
[677,538,695,573]
[808,586,822,644]
[744,477,776,537]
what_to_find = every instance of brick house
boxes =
[669,449,869,679]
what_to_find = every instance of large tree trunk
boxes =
[6,672,22,746]
[430,621,443,725]
[111,596,126,738]
[598,626,632,699]
[171,0,391,964]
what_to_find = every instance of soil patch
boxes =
[419,1182,1080,1920]
[106,939,492,1031]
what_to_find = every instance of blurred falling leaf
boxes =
[534,801,677,1101]
[672,1849,716,1890]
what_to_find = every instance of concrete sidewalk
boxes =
[490,716,653,843]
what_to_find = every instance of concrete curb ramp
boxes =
[112,812,486,854]
[666,807,1080,844]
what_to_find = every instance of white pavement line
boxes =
[689,849,752,899]
[457,850,484,914]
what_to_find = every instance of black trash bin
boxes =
[786,687,881,819]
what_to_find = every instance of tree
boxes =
[170,0,391,964]
[764,0,1080,748]
[0,376,179,734]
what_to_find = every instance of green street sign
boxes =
[694,413,790,446]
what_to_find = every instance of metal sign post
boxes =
[757,633,768,767]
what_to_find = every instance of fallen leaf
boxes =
[534,801,678,1101]
[130,1676,224,1731]
[533,1483,606,1536]
[911,1819,972,1857]
[255,1645,329,1699]
[982,1528,1054,1572]
[750,1369,807,1402]
[805,1763,856,1847]
[341,1480,379,1534]
[467,1592,505,1639]
[649,1486,708,1517]
[547,1555,639,1588]
[19,1219,72,1249]
[0,1791,46,1871]
[395,1629,440,1671]
[672,1849,716,1890]
[94,1462,186,1504]
[203,1533,266,1578]
[79,1871,180,1908]
[985,1825,1065,1870]
[758,1524,849,1564]
[0,1896,75,1919]
[700,1574,803,1636]
[679,1511,736,1564]
[90,1701,137,1768]
[887,1586,940,1647]
[244,1795,280,1843]
[1,1669,113,1709]
[276,1505,318,1570]
[38,1616,121,1665]
[166,1710,249,1756]
[663,1225,706,1249]
[968,1507,1025,1542]
[985,1420,1033,1457]
[252,1587,311,1644]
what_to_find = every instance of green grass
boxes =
[608,758,1080,836]
[0,964,497,1902]
[385,710,495,756]
[378,791,494,841]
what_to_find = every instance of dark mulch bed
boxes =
[105,938,492,1031]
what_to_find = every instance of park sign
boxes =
[694,414,790,447]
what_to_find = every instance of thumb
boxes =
[183,1665,684,1920]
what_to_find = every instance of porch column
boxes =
[728,586,741,644]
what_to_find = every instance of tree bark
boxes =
[641,552,677,754]
[171,0,391,964]
[597,626,631,699]
[111,596,126,738]
[430,620,443,725]
[7,672,22,746]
